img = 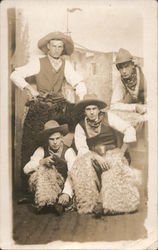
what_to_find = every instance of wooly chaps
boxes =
[101,148,142,214]
[69,152,100,214]
[29,165,64,208]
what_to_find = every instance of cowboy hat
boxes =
[74,94,107,113]
[38,31,74,55]
[39,120,69,141]
[115,48,133,65]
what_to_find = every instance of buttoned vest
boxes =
[35,57,65,94]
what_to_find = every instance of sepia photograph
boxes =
[0,0,157,249]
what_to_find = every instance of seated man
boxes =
[111,48,147,112]
[111,48,147,129]
[23,120,73,214]
[68,94,141,217]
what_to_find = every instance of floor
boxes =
[12,150,148,245]
[13,198,147,245]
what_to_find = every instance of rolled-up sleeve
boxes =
[64,60,87,100]
[10,58,40,90]
[74,123,89,155]
[23,147,44,175]
[107,111,136,143]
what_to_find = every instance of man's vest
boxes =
[35,57,65,94]
[44,144,68,180]
[78,113,117,153]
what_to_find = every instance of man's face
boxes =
[47,40,64,58]
[85,105,100,121]
[48,132,63,151]
[117,61,134,79]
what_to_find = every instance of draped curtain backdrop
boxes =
[10,9,30,190]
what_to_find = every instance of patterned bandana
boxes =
[86,112,104,128]
[121,67,137,91]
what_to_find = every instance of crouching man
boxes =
[23,120,72,214]
[68,94,141,217]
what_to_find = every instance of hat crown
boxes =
[38,31,74,55]
[44,120,60,131]
[83,94,99,102]
[116,48,133,65]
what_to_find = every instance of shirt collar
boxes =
[47,54,62,71]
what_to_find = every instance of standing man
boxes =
[10,31,87,194]
[24,120,73,214]
[68,94,141,216]
[111,48,147,114]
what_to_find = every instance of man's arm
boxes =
[110,79,137,112]
[59,148,77,202]
[107,111,136,143]
[64,60,87,100]
[74,123,90,155]
[10,58,40,97]
[23,147,44,175]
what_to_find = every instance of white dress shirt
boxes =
[10,56,87,100]
[74,111,136,155]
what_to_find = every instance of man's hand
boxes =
[58,193,70,206]
[136,104,147,114]
[92,153,110,171]
[29,88,40,98]
[25,83,39,99]
[39,156,54,167]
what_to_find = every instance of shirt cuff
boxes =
[123,126,136,143]
[10,72,28,90]
[62,178,73,198]
[75,82,87,100]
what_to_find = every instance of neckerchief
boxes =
[121,67,137,91]
[86,112,104,129]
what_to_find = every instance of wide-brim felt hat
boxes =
[74,94,107,113]
[39,120,69,141]
[115,48,133,65]
[38,31,74,55]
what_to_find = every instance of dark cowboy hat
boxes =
[115,48,133,65]
[38,31,74,55]
[39,120,69,141]
[74,94,107,113]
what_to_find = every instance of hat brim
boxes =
[74,99,107,113]
[115,58,133,65]
[38,32,74,56]
[39,124,69,141]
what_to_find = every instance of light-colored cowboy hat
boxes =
[39,120,69,141]
[74,94,107,113]
[115,48,133,65]
[38,31,74,55]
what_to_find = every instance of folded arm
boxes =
[110,81,137,112]
[107,111,136,143]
